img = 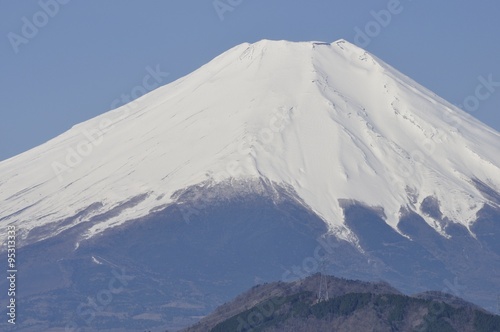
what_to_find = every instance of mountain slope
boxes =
[1,40,500,249]
[1,39,500,330]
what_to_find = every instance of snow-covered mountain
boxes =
[1,39,500,248]
[1,39,500,330]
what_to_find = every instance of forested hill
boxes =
[184,274,500,332]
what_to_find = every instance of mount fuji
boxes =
[1,39,500,331]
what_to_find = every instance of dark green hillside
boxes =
[184,274,500,332]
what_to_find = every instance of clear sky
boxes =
[1,0,499,161]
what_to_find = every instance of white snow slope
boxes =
[1,39,500,246]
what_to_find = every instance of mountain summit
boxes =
[2,39,500,330]
[2,39,499,246]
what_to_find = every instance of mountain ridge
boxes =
[2,39,500,331]
[183,274,500,332]
[1,39,500,250]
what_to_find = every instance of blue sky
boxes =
[1,0,499,161]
